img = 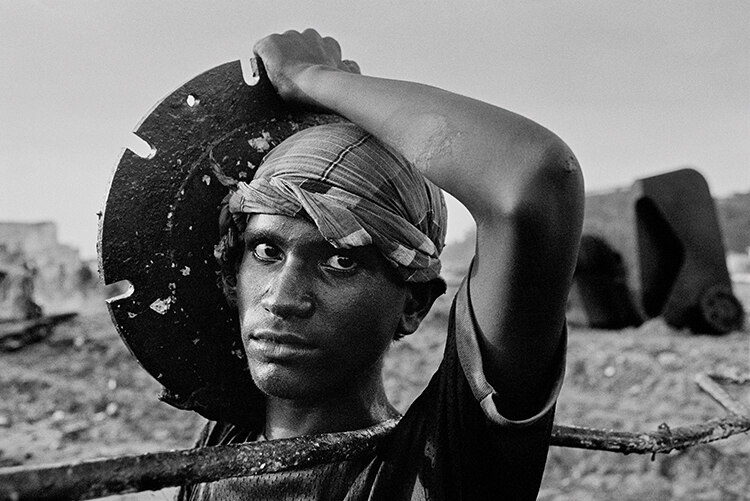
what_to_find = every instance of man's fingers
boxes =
[321,36,342,59]
[341,60,361,74]
[253,29,354,81]
[252,32,281,57]
[301,28,322,39]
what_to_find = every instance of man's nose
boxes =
[260,263,315,319]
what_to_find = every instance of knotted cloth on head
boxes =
[221,122,447,283]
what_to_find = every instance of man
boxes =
[180,28,583,500]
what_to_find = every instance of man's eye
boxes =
[253,243,282,262]
[323,254,357,271]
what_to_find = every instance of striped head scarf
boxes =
[222,122,447,283]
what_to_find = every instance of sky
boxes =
[1,1,748,259]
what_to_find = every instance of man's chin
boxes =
[249,364,318,400]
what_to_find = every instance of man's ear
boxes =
[397,278,447,336]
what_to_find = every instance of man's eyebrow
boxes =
[243,226,281,242]
[243,223,336,251]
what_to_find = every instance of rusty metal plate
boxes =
[578,168,744,334]
[98,60,341,423]
[634,168,744,333]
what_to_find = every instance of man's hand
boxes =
[253,29,360,108]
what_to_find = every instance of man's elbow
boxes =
[494,138,584,223]
[527,139,585,240]
[545,138,583,184]
[541,139,584,207]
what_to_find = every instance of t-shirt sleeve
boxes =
[454,264,567,427]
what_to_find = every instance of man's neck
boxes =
[263,377,398,440]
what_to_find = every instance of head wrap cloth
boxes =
[225,122,447,282]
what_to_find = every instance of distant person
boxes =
[179,29,583,500]
[77,263,97,294]
[19,262,42,320]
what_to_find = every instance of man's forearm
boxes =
[289,65,569,219]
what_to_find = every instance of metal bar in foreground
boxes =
[0,419,398,501]
[2,374,750,501]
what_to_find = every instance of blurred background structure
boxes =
[0,222,95,317]
[568,168,746,334]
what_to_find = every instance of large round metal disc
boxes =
[98,60,341,424]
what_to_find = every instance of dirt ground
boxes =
[1,282,748,500]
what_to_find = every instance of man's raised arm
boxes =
[254,29,584,420]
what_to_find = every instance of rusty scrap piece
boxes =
[577,168,745,334]
[98,59,342,425]
[0,419,398,501]
[568,234,643,329]
[0,312,78,352]
[706,367,750,385]
[633,169,742,333]
[695,372,750,417]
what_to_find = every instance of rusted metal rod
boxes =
[554,372,750,454]
[2,414,750,501]
[551,414,750,454]
[3,372,750,501]
[0,419,399,501]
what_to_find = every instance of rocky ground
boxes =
[1,282,748,500]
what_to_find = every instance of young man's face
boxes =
[236,213,409,401]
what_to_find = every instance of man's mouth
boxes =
[246,330,318,359]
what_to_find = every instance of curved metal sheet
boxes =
[99,60,341,423]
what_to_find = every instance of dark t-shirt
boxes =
[179,274,566,500]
